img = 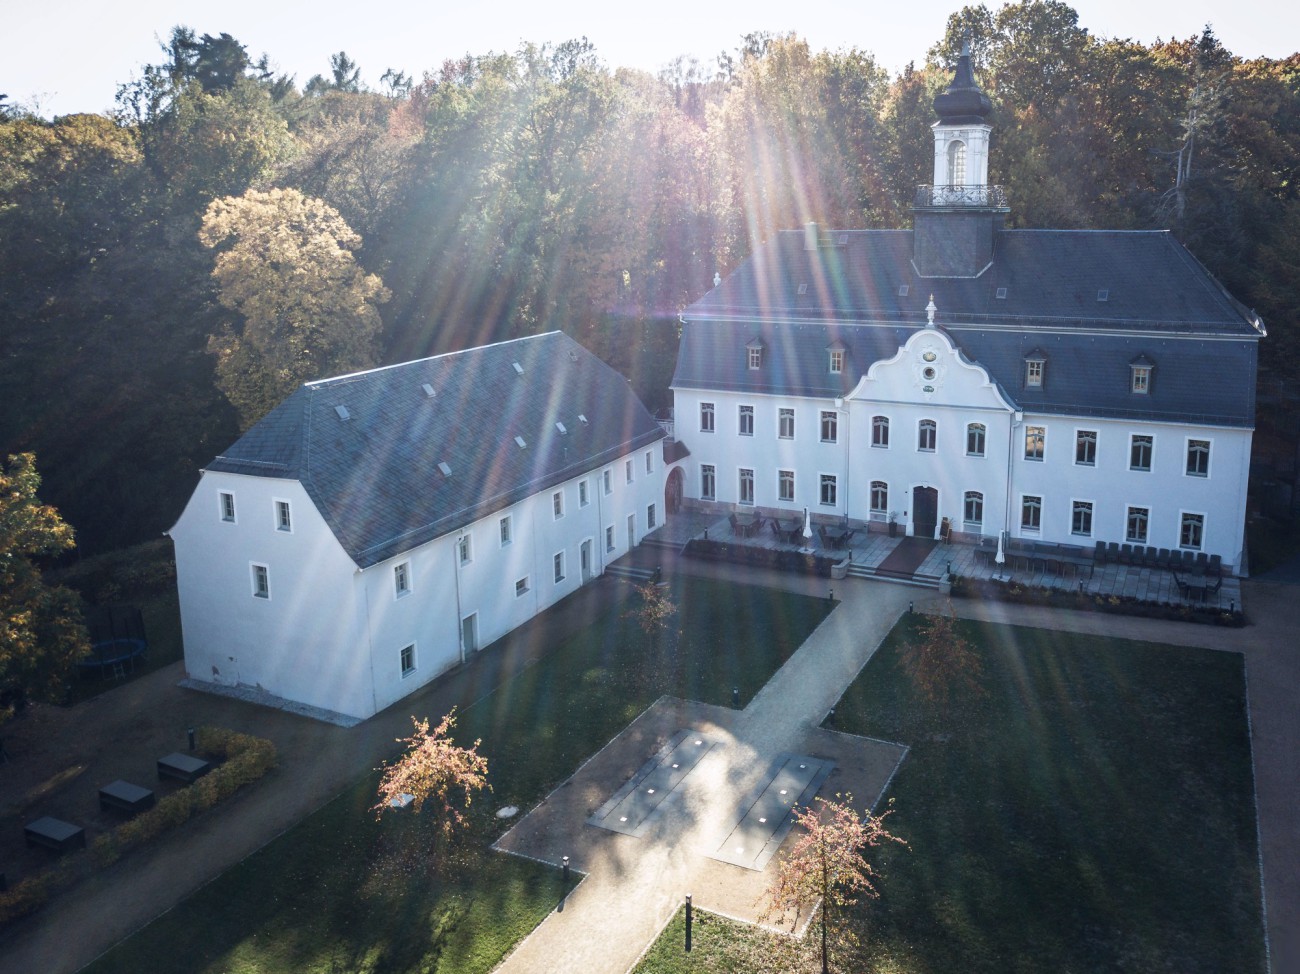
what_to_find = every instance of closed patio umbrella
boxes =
[803,507,812,540]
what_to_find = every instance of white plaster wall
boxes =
[670,388,848,518]
[1008,415,1251,561]
[171,472,375,719]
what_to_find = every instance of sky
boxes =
[6,0,1298,118]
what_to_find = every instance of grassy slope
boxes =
[635,616,1264,974]
[84,577,833,974]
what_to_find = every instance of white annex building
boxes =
[669,44,1263,570]
[171,331,666,722]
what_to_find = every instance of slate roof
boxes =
[675,227,1262,427]
[208,332,665,568]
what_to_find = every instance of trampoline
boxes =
[78,638,147,679]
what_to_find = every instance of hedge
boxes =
[953,575,1247,627]
[683,537,840,577]
[0,727,276,926]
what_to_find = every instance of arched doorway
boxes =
[666,467,684,514]
[912,486,938,539]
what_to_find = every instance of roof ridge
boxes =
[303,331,563,389]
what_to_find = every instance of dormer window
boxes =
[826,340,846,375]
[746,339,764,370]
[1130,355,1154,394]
[1024,350,1046,388]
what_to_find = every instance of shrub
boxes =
[684,538,838,577]
[954,576,1246,626]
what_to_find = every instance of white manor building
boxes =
[669,44,1263,571]
[171,332,666,722]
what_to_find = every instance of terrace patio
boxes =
[649,508,1243,611]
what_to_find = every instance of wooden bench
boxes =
[99,779,156,815]
[157,752,212,783]
[24,816,85,852]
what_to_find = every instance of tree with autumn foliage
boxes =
[373,709,490,872]
[899,603,985,721]
[199,187,390,428]
[0,454,89,721]
[763,794,905,974]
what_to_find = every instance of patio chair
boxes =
[1106,542,1121,562]
[817,525,832,547]
[1119,543,1134,565]
[1093,540,1107,565]
[728,513,741,536]
[1172,571,1188,598]
[769,520,783,542]
[1208,554,1222,578]
[748,516,764,538]
[1178,550,1197,572]
[1156,548,1172,569]
[1193,552,1209,576]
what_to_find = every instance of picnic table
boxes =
[25,816,85,852]
[99,779,156,815]
[775,519,804,544]
[157,752,213,783]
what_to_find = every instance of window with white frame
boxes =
[872,416,890,447]
[1024,426,1045,460]
[458,534,472,566]
[394,562,411,597]
[626,459,634,483]
[829,348,844,374]
[645,450,653,474]
[820,474,837,507]
[606,525,615,552]
[700,401,715,432]
[647,503,657,529]
[1131,365,1152,394]
[1126,506,1149,544]
[739,404,754,436]
[1021,495,1042,531]
[603,469,612,494]
[964,491,983,525]
[275,500,292,532]
[1076,430,1097,466]
[1180,512,1204,550]
[778,469,795,503]
[778,408,795,440]
[515,577,529,597]
[918,419,937,452]
[1186,439,1210,477]
[870,481,888,514]
[1071,500,1094,537]
[1025,358,1045,387]
[739,468,754,505]
[553,490,564,519]
[701,464,716,501]
[1130,434,1153,472]
[400,644,416,678]
[251,563,270,599]
[579,480,589,507]
[747,344,763,369]
[499,515,512,546]
[220,491,236,523]
[820,410,838,444]
[553,551,566,583]
[966,423,986,457]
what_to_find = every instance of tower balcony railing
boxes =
[914,184,1009,210]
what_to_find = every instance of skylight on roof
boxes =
[837,233,848,245]
[578,414,589,425]
[438,462,452,477]
[556,422,567,434]
[422,383,436,397]
[1097,289,1110,302]
[334,405,350,421]
[995,287,1008,300]
[898,284,910,297]
[515,435,527,448]
[797,283,808,295]
[513,362,524,375]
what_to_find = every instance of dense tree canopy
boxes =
[1,6,1297,558]
[0,454,88,718]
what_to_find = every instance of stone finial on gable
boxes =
[926,295,937,328]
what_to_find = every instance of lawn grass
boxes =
[84,576,834,974]
[634,616,1265,974]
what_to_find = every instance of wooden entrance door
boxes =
[912,486,938,539]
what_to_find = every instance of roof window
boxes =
[421,383,436,397]
[512,362,524,375]
[797,283,808,295]
[556,422,568,434]
[898,284,910,297]
[578,414,589,425]
[1097,289,1109,302]
[996,287,1008,300]
[437,462,452,477]
[515,435,527,448]
[334,405,350,421]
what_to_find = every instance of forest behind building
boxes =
[3,2,1298,558]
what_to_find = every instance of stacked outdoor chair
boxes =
[1207,554,1223,578]
[1093,540,1107,565]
